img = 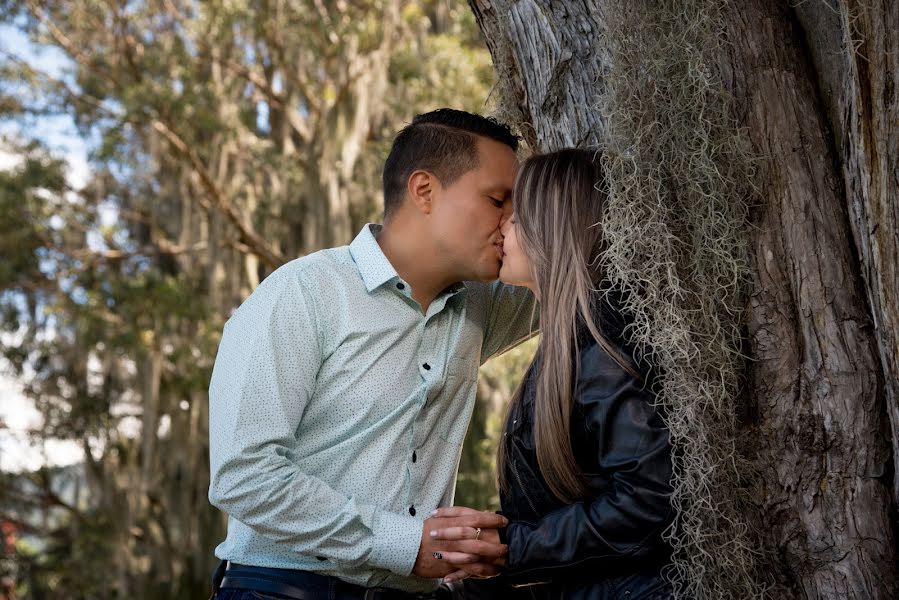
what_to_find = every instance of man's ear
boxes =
[407,170,436,215]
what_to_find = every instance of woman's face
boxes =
[499,214,537,291]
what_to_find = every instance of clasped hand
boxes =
[412,506,508,583]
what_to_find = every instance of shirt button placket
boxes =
[409,324,430,518]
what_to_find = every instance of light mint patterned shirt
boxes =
[208,224,536,593]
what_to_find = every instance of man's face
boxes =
[429,136,518,282]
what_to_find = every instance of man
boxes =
[207,109,536,599]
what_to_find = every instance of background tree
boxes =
[469,0,897,599]
[0,2,530,597]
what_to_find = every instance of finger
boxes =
[444,513,508,529]
[459,562,501,578]
[430,506,481,518]
[430,526,478,541]
[443,569,469,584]
[438,551,480,564]
[447,540,508,559]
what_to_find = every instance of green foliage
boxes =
[0,141,66,292]
[456,337,538,510]
[0,2,502,597]
[14,512,115,598]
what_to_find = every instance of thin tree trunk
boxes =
[139,348,162,505]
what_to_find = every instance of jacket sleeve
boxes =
[502,342,673,580]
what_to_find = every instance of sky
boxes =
[0,23,90,472]
[0,24,91,188]
[0,370,83,471]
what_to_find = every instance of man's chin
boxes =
[469,264,501,283]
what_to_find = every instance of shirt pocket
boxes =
[446,356,477,379]
[437,357,479,440]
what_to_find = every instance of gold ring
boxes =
[475,527,481,540]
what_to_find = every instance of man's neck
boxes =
[376,220,457,313]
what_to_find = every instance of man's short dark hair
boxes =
[382,108,519,218]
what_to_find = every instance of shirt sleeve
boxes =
[479,281,538,363]
[207,269,422,576]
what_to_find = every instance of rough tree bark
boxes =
[790,0,899,507]
[469,1,898,598]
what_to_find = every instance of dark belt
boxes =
[214,561,436,600]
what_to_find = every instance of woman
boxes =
[431,149,674,599]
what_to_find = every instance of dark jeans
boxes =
[210,560,450,600]
[215,584,453,600]
[215,591,285,600]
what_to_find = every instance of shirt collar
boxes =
[349,223,400,292]
[349,223,469,301]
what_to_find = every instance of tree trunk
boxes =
[470,0,898,598]
[726,2,896,597]
[790,0,899,507]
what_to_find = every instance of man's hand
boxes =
[424,506,509,582]
[411,509,508,579]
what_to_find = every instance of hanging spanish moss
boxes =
[598,1,768,598]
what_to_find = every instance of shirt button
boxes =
[409,505,416,516]
[422,363,431,370]
[396,282,405,290]
[412,451,417,463]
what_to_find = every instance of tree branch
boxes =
[151,119,286,267]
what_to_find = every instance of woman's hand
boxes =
[429,506,508,582]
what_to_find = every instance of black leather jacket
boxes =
[465,297,674,600]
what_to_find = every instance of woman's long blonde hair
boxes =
[497,148,640,503]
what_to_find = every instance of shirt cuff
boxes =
[369,510,423,576]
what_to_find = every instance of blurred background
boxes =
[0,1,536,597]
